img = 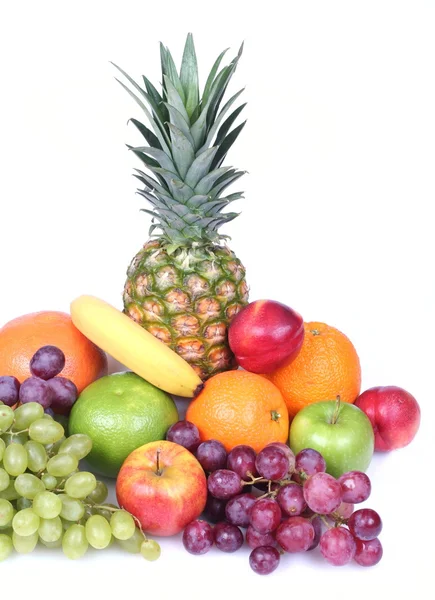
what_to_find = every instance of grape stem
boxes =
[8,428,29,436]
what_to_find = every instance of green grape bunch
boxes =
[0,401,160,562]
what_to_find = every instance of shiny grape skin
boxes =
[276,516,315,553]
[338,471,371,504]
[166,420,201,452]
[348,509,382,541]
[196,440,227,472]
[249,546,280,575]
[182,520,214,555]
[225,493,256,527]
[246,525,276,550]
[255,446,290,481]
[47,377,78,416]
[303,472,342,514]
[307,516,322,551]
[227,445,257,479]
[30,346,65,380]
[0,376,20,407]
[294,448,326,483]
[213,522,244,553]
[249,498,282,534]
[354,537,383,566]
[19,377,53,409]
[335,502,354,519]
[207,470,243,500]
[277,483,307,516]
[203,495,227,524]
[265,443,296,473]
[319,526,356,566]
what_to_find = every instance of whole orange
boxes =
[267,322,361,419]
[0,311,108,393]
[186,370,289,452]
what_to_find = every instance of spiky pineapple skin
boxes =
[123,240,249,380]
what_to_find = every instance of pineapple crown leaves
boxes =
[112,33,246,249]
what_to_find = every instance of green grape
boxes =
[12,508,40,536]
[110,510,136,541]
[40,536,63,548]
[62,524,88,559]
[16,497,32,511]
[85,514,112,549]
[0,481,20,501]
[28,419,64,445]
[41,473,58,490]
[140,539,161,561]
[46,453,78,477]
[0,468,10,493]
[0,406,14,433]
[0,533,13,561]
[3,443,28,476]
[46,436,66,456]
[0,499,14,526]
[32,491,62,519]
[12,530,39,554]
[58,434,92,460]
[13,402,44,430]
[117,527,143,553]
[14,473,45,499]
[86,480,108,504]
[2,432,29,446]
[59,494,85,521]
[95,503,118,522]
[65,472,96,499]
[25,441,48,472]
[0,437,5,461]
[38,516,63,542]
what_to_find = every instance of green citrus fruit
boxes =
[69,372,178,478]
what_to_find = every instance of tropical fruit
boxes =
[186,370,289,452]
[0,311,107,393]
[268,322,361,419]
[70,295,202,397]
[69,372,178,477]
[116,34,249,381]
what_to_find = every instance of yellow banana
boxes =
[70,295,202,397]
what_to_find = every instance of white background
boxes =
[0,1,434,598]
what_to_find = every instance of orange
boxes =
[0,311,108,393]
[268,321,361,419]
[186,370,289,452]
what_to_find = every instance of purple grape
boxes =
[182,520,214,555]
[30,345,65,380]
[196,440,227,472]
[207,469,243,500]
[225,493,256,527]
[277,483,307,516]
[303,472,342,514]
[335,502,354,519]
[166,420,201,452]
[249,498,282,534]
[319,526,356,566]
[338,471,371,504]
[47,377,78,416]
[44,407,55,417]
[0,376,20,407]
[213,522,243,553]
[348,509,382,541]
[203,495,227,524]
[249,546,280,575]
[255,446,290,481]
[246,525,276,550]
[307,516,322,551]
[276,517,315,552]
[19,377,53,409]
[294,448,326,483]
[354,537,383,566]
[227,445,257,479]
[266,443,295,473]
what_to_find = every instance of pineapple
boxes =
[115,34,248,380]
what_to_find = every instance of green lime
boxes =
[69,372,178,478]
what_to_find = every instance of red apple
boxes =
[354,386,421,451]
[116,440,207,536]
[228,299,304,373]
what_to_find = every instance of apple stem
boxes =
[330,395,341,424]
[155,449,162,476]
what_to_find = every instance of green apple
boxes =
[289,400,374,478]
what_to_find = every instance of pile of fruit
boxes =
[0,34,421,574]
